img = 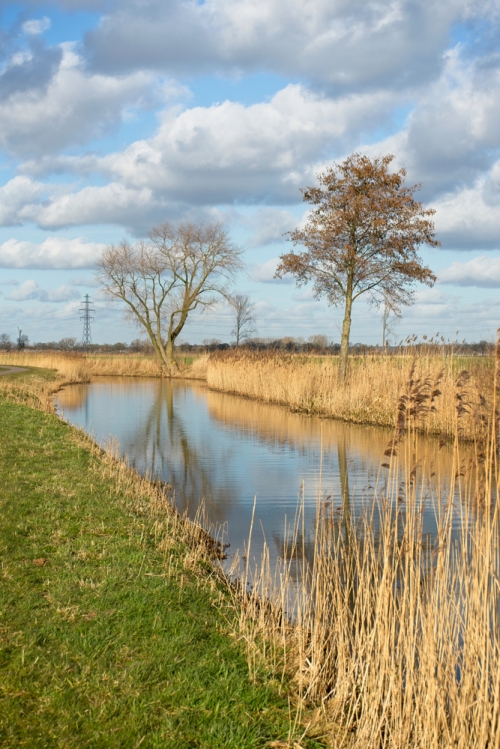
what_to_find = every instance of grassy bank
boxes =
[0,378,321,748]
[0,350,208,381]
[206,349,494,440]
[1,348,494,440]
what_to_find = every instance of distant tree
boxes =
[17,328,28,350]
[381,298,401,347]
[229,293,257,346]
[97,221,243,375]
[308,334,328,350]
[0,333,12,351]
[58,337,77,351]
[129,338,151,353]
[275,153,438,380]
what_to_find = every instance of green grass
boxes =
[0,395,319,748]
[0,365,58,381]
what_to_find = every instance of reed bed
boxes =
[0,350,208,380]
[207,349,494,440]
[234,335,500,748]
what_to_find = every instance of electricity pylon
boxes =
[80,294,95,348]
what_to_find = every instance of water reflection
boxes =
[55,377,471,571]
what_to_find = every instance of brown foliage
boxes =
[275,153,439,378]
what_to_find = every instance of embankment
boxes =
[0,350,208,381]
[0,373,318,748]
[206,349,494,440]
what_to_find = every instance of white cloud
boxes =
[35,183,158,230]
[7,279,81,302]
[251,257,293,284]
[22,17,51,35]
[0,237,106,269]
[67,276,102,288]
[103,85,394,202]
[84,0,488,93]
[439,256,500,287]
[18,83,393,228]
[245,208,299,247]
[0,176,48,226]
[0,45,155,158]
[431,180,500,250]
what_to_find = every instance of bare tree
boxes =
[58,337,77,351]
[308,334,328,350]
[17,328,28,350]
[97,221,243,374]
[382,297,401,347]
[275,153,438,380]
[0,333,12,351]
[229,293,257,346]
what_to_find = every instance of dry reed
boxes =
[0,350,208,380]
[207,349,494,441]
[234,333,500,748]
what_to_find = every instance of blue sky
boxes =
[0,0,499,346]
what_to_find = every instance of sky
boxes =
[0,0,499,346]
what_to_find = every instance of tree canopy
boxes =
[275,153,438,379]
[97,221,243,374]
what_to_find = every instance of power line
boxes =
[79,294,95,348]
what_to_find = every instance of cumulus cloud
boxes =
[67,276,102,287]
[0,45,155,158]
[431,180,500,250]
[0,237,106,269]
[22,17,51,35]
[34,183,163,231]
[360,50,500,199]
[245,208,299,247]
[0,176,49,226]
[7,279,81,302]
[84,0,486,92]
[0,40,62,101]
[3,84,396,231]
[251,257,293,284]
[81,84,395,207]
[439,256,500,287]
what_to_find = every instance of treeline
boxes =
[0,332,493,357]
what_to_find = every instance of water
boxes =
[55,377,464,571]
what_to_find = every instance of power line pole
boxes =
[80,294,95,349]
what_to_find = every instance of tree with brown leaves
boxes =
[275,153,439,380]
[97,221,243,374]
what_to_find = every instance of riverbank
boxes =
[2,361,500,747]
[0,374,322,748]
[1,347,493,440]
[206,349,494,440]
[0,350,209,381]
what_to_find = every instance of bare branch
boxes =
[96,222,244,374]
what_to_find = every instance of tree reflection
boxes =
[123,381,237,524]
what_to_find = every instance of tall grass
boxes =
[207,348,494,440]
[0,350,208,380]
[235,334,500,748]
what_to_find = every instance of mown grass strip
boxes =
[0,395,320,748]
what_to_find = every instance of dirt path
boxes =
[0,366,29,376]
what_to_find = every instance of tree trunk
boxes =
[164,337,179,375]
[339,287,353,382]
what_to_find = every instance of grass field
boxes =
[0,372,322,748]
